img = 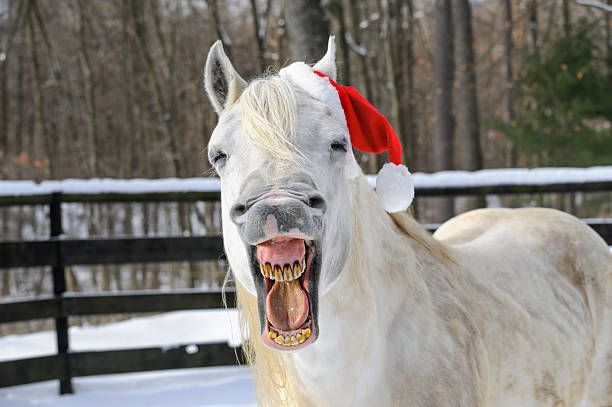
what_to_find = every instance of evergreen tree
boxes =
[497,20,612,166]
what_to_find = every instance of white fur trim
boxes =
[376,163,415,213]
[279,62,346,124]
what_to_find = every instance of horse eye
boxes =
[331,140,348,153]
[211,150,228,166]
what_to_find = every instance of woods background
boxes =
[0,0,611,325]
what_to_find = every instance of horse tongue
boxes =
[266,279,308,331]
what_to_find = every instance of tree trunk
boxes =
[433,0,454,221]
[453,0,484,213]
[76,1,99,177]
[249,0,265,72]
[606,0,611,79]
[326,0,349,84]
[347,0,373,99]
[283,0,330,63]
[529,0,539,60]
[205,0,232,57]
[382,0,403,164]
[32,0,88,178]
[27,1,53,178]
[131,0,182,177]
[563,0,571,38]
[0,0,26,164]
[404,0,417,168]
[502,0,516,166]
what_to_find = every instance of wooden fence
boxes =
[1,176,612,394]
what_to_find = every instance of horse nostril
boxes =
[230,202,248,221]
[308,194,327,212]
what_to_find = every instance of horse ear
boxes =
[204,40,247,114]
[313,36,337,81]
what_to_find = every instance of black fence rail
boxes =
[1,176,611,394]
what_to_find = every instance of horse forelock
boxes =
[240,75,305,164]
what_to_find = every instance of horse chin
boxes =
[247,237,320,351]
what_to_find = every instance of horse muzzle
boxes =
[229,186,326,351]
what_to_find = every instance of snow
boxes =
[2,166,612,197]
[0,310,255,406]
[0,309,242,362]
[0,178,220,197]
[406,166,612,189]
[368,166,612,189]
[0,367,255,407]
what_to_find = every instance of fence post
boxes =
[50,192,72,394]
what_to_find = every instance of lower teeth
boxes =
[270,328,311,346]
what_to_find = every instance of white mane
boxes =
[240,76,302,162]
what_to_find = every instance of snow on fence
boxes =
[1,166,612,395]
[2,166,612,204]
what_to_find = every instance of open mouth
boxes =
[253,237,318,351]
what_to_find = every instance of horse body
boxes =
[203,38,612,406]
[279,178,610,407]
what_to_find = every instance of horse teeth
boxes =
[269,327,309,346]
[260,257,306,282]
[293,261,302,277]
[265,263,272,278]
[283,265,292,280]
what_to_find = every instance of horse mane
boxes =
[240,75,304,163]
[235,281,307,406]
[388,211,456,265]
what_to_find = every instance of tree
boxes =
[496,22,612,166]
[453,0,484,213]
[404,0,418,168]
[433,0,454,220]
[453,0,485,213]
[326,0,349,84]
[502,0,515,165]
[283,0,329,63]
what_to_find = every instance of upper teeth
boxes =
[259,257,306,281]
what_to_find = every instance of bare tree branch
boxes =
[574,0,612,12]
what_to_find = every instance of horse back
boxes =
[434,207,610,297]
[432,207,612,406]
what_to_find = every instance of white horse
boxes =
[203,38,612,406]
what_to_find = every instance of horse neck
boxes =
[344,174,421,295]
[284,175,426,402]
[246,173,444,406]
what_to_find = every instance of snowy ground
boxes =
[1,367,255,407]
[0,310,257,406]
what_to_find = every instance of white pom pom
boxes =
[376,163,415,213]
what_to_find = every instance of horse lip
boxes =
[252,233,316,246]
[236,197,324,246]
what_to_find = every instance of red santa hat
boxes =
[279,62,414,213]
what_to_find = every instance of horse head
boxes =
[204,37,358,351]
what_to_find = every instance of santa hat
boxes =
[279,62,414,213]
